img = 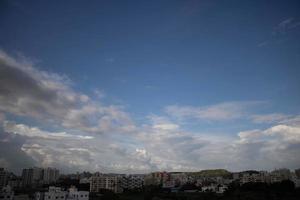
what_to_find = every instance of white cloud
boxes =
[273,18,300,35]
[3,114,300,173]
[3,121,94,140]
[1,50,300,173]
[0,50,135,135]
[0,112,5,122]
[148,115,179,131]
[165,101,259,121]
[251,113,291,124]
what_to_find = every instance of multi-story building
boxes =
[22,167,60,187]
[67,186,89,200]
[0,169,9,189]
[0,185,14,200]
[22,167,43,187]
[90,174,122,193]
[44,187,67,200]
[35,186,89,200]
[170,173,188,186]
[121,175,144,190]
[43,168,59,184]
[270,169,291,183]
[7,177,22,189]
[144,172,170,186]
[240,172,266,184]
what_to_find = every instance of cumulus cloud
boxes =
[1,49,299,173]
[234,120,300,169]
[2,113,300,173]
[0,50,78,120]
[0,50,135,135]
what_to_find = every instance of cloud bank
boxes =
[0,50,299,174]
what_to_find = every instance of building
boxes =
[34,192,44,200]
[79,178,90,184]
[0,185,14,200]
[21,167,60,187]
[7,177,22,189]
[202,184,217,192]
[240,172,266,184]
[90,174,123,193]
[216,184,228,194]
[44,187,67,200]
[35,186,89,200]
[121,175,144,190]
[270,169,291,183]
[144,172,170,186]
[43,168,59,184]
[22,167,43,187]
[170,173,188,186]
[67,186,89,200]
[0,169,9,189]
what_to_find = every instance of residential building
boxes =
[44,187,67,200]
[0,169,9,189]
[0,185,14,200]
[7,177,22,189]
[202,184,217,192]
[216,184,228,194]
[240,172,265,184]
[67,186,89,200]
[144,172,170,186]
[90,174,123,193]
[43,168,59,184]
[22,167,43,187]
[121,175,144,190]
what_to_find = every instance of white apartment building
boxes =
[44,187,67,200]
[90,174,123,193]
[202,184,217,192]
[67,186,89,200]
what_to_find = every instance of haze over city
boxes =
[0,0,300,175]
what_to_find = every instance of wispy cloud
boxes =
[165,101,260,122]
[251,113,291,124]
[258,17,300,47]
[3,121,93,140]
[272,18,300,35]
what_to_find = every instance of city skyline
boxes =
[0,0,300,174]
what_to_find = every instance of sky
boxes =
[0,0,300,174]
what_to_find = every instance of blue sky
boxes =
[0,0,300,173]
